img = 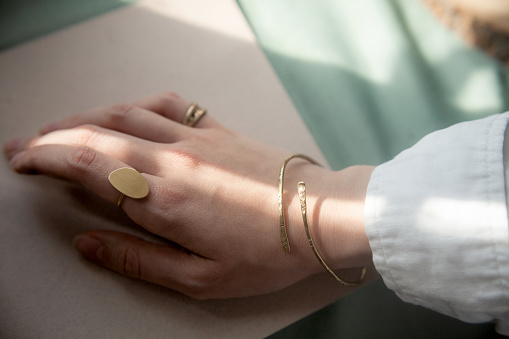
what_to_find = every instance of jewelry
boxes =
[182,102,207,127]
[298,182,366,286]
[278,154,320,252]
[108,168,149,207]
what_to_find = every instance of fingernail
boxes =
[73,235,104,262]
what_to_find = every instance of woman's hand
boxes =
[4,92,374,299]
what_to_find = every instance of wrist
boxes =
[322,166,375,270]
[283,163,374,275]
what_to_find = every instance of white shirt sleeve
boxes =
[364,113,509,334]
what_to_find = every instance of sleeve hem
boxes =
[364,113,509,325]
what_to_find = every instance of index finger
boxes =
[9,144,156,219]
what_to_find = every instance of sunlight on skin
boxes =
[6,122,371,278]
[20,126,139,166]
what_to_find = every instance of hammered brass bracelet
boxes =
[279,154,366,286]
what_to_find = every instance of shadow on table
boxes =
[0,0,136,50]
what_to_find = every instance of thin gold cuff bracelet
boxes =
[298,182,366,286]
[278,154,321,252]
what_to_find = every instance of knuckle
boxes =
[121,244,142,279]
[72,124,102,148]
[66,146,99,174]
[110,102,135,115]
[107,103,138,122]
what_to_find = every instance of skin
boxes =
[4,92,374,299]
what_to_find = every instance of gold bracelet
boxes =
[298,182,366,286]
[278,154,321,252]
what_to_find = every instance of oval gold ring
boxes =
[108,168,149,207]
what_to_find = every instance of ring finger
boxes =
[132,91,221,129]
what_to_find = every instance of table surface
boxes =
[0,0,504,338]
[0,1,378,338]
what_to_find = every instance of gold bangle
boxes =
[278,154,321,252]
[298,182,366,286]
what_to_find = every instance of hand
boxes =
[4,92,374,299]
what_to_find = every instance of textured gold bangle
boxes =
[278,154,321,252]
[298,181,366,286]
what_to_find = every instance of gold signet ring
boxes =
[108,168,149,207]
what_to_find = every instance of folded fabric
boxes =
[366,112,509,334]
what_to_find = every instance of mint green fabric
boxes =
[237,0,507,337]
[0,0,136,50]
[238,0,509,170]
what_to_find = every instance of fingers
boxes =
[38,92,220,143]
[132,91,220,129]
[40,103,187,143]
[8,125,158,175]
[73,231,217,299]
[8,143,156,214]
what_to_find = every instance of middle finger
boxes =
[40,103,188,143]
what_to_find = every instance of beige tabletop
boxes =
[0,1,376,337]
